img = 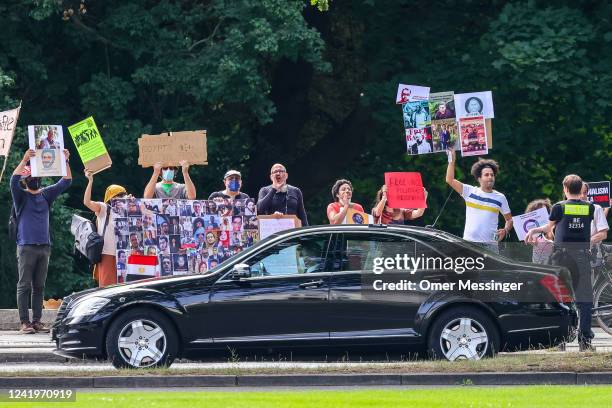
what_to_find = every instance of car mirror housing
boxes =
[231,263,251,280]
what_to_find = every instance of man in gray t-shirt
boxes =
[144,161,196,200]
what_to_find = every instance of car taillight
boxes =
[540,275,573,303]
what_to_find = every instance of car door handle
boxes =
[298,280,324,289]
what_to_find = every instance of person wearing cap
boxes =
[10,149,72,334]
[257,163,308,226]
[208,170,250,201]
[143,160,196,199]
[84,169,130,288]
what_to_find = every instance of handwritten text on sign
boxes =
[385,172,426,209]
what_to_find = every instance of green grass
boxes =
[11,386,612,408]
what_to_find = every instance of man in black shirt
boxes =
[257,163,308,226]
[526,174,595,350]
[208,170,249,202]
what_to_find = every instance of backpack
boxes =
[8,190,50,241]
[83,206,111,265]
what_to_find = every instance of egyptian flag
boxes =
[127,255,158,277]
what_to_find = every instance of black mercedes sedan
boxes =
[52,225,577,369]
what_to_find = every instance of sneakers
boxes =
[19,322,35,334]
[31,321,51,333]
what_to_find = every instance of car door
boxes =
[328,232,427,345]
[203,232,335,346]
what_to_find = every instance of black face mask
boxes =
[25,177,42,190]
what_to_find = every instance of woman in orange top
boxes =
[327,179,365,224]
[372,184,427,225]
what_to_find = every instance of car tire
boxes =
[427,306,499,361]
[106,307,178,369]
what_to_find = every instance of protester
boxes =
[11,149,72,334]
[208,170,249,201]
[526,175,596,351]
[143,161,196,199]
[257,163,308,226]
[524,199,554,264]
[445,149,513,253]
[372,184,428,225]
[327,179,364,224]
[83,170,129,287]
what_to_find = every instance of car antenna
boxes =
[426,190,454,229]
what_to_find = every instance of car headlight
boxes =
[66,297,110,322]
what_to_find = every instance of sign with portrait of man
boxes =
[27,125,67,177]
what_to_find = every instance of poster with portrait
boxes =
[27,125,67,177]
[402,100,431,129]
[396,84,430,104]
[459,116,488,157]
[112,198,259,282]
[405,127,434,155]
[512,207,550,241]
[430,119,459,153]
[429,92,455,120]
[454,91,494,119]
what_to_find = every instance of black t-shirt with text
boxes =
[549,199,594,248]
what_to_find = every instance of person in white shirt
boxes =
[445,149,513,253]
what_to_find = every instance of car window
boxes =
[247,234,332,277]
[340,233,416,272]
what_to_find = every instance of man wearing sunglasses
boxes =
[144,160,196,200]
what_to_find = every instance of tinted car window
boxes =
[340,233,416,272]
[247,234,332,277]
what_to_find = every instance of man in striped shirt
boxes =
[445,149,513,253]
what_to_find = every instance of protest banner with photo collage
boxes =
[111,197,259,283]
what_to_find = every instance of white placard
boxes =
[454,91,494,119]
[512,207,550,241]
[27,125,66,177]
[396,84,430,104]
[258,216,300,240]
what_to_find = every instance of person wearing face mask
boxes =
[83,169,130,288]
[208,170,250,201]
[143,160,196,200]
[10,149,72,334]
[327,179,365,224]
[446,149,513,253]
[257,163,308,226]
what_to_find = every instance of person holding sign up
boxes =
[143,160,196,200]
[445,149,513,253]
[327,179,365,224]
[372,184,428,225]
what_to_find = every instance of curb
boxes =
[0,372,611,388]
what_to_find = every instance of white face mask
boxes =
[162,169,175,182]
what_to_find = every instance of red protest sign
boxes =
[385,172,427,209]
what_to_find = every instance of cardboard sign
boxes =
[138,130,208,167]
[68,117,112,174]
[454,91,495,119]
[0,106,20,156]
[396,84,430,104]
[512,207,550,241]
[28,125,67,177]
[258,215,301,240]
[385,172,427,209]
[587,181,610,208]
[343,208,372,224]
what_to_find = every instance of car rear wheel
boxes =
[427,306,499,361]
[106,308,178,369]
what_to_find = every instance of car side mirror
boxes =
[230,263,251,280]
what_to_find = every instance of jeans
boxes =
[16,245,51,323]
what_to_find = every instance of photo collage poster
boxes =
[398,86,493,157]
[111,197,259,282]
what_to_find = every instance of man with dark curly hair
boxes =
[445,149,513,253]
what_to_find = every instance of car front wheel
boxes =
[427,306,499,361]
[106,308,178,369]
